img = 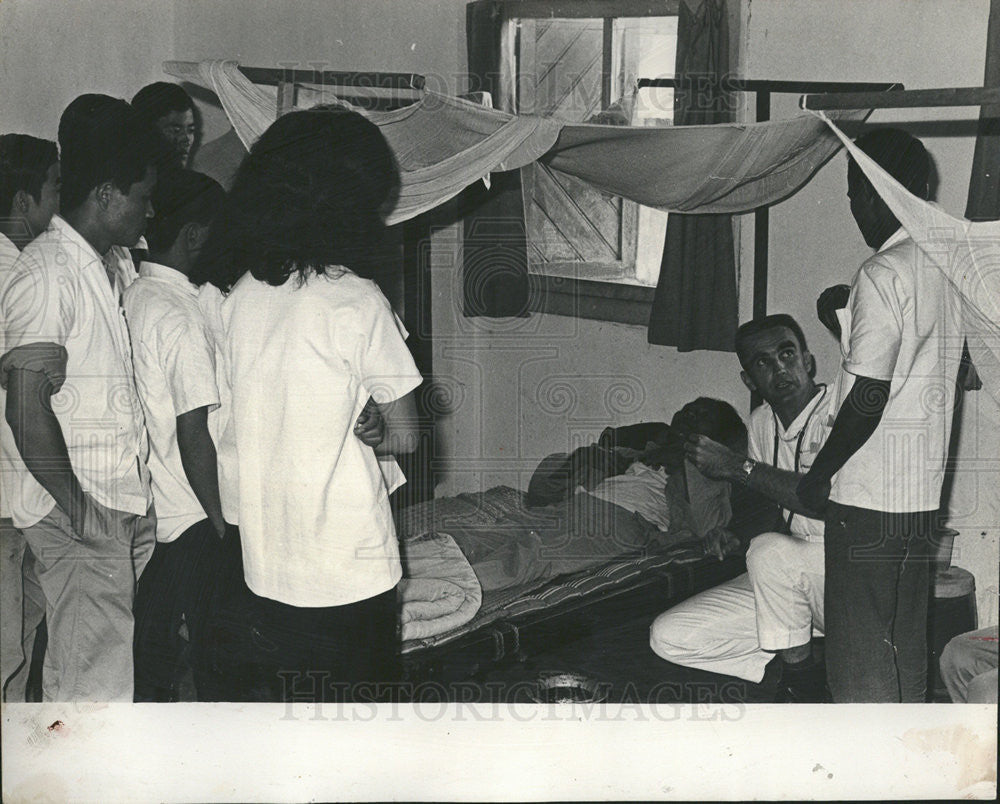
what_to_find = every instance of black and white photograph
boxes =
[1,0,997,800]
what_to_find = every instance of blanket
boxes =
[398,532,482,642]
[398,486,685,594]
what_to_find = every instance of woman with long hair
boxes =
[195,107,421,702]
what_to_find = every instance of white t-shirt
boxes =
[123,262,221,542]
[0,215,151,527]
[218,268,423,607]
[829,228,963,512]
[747,386,832,542]
[0,232,22,519]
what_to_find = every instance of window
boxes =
[511,8,679,300]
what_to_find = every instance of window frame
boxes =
[500,0,682,323]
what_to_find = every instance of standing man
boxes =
[797,128,963,702]
[122,169,229,701]
[0,134,60,701]
[131,82,198,171]
[1,95,158,701]
[650,314,831,702]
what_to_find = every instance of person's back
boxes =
[195,107,422,702]
[220,269,409,607]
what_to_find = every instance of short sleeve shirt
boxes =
[829,228,964,512]
[123,262,220,542]
[218,269,423,607]
[747,387,832,542]
[0,232,23,519]
[0,216,150,527]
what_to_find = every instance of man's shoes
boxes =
[774,657,831,703]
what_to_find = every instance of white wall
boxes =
[0,0,176,137]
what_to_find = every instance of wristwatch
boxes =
[740,458,757,485]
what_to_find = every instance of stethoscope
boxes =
[771,384,827,530]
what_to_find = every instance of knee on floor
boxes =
[649,610,700,662]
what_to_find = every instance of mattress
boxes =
[401,537,711,654]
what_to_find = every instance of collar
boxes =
[139,260,199,296]
[878,226,909,252]
[772,385,827,441]
[0,231,18,264]
[49,214,110,270]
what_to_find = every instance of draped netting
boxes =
[164,59,868,224]
[816,113,1000,405]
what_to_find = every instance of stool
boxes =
[927,566,978,701]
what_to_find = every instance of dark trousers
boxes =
[824,502,936,702]
[249,586,400,703]
[133,519,232,701]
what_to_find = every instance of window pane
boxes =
[515,14,678,288]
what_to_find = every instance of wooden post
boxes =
[965,0,1000,221]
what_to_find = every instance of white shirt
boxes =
[829,228,963,512]
[590,462,672,531]
[123,262,220,542]
[197,284,239,526]
[199,283,408,524]
[0,232,22,519]
[0,215,151,527]
[747,386,832,542]
[218,269,423,607]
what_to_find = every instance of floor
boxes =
[473,609,784,704]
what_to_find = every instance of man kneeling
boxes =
[650,314,831,702]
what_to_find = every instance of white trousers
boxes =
[649,532,825,682]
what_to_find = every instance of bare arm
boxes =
[373,391,420,456]
[5,367,87,530]
[176,406,226,537]
[685,434,824,519]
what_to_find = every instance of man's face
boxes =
[155,109,196,167]
[25,162,60,236]
[739,326,814,406]
[107,166,156,246]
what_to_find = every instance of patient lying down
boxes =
[528,397,748,534]
[453,398,764,593]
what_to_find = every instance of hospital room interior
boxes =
[1,0,998,708]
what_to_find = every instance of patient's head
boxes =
[672,397,747,452]
[651,397,746,472]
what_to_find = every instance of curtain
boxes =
[461,0,531,318]
[647,0,738,352]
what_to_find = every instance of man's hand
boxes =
[703,526,741,561]
[795,470,831,513]
[817,284,851,340]
[354,396,385,448]
[684,434,744,481]
[70,492,119,545]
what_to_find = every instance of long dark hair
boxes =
[192,107,399,291]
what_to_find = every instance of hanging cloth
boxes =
[166,59,869,222]
[817,113,1000,405]
[647,0,737,352]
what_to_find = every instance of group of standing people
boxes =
[653,127,996,703]
[1,84,421,702]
